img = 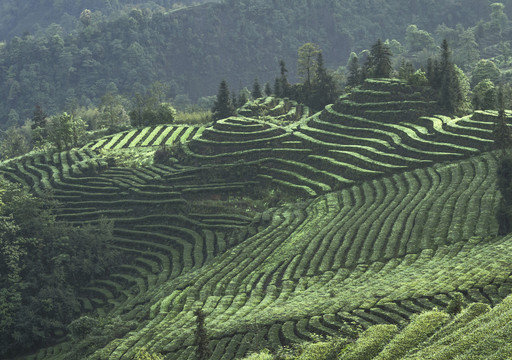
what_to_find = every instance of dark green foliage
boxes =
[274,60,291,98]
[426,40,469,114]
[264,82,272,96]
[212,80,236,121]
[252,79,263,99]
[473,80,497,110]
[398,60,415,81]
[497,200,512,235]
[493,110,512,150]
[0,181,121,357]
[129,91,175,127]
[46,112,87,151]
[309,52,337,109]
[31,104,47,130]
[471,59,501,87]
[365,39,393,78]
[194,309,211,360]
[497,153,512,235]
[347,53,361,87]
[238,89,250,108]
[274,78,282,98]
[68,316,99,341]
[153,144,172,165]
[0,125,30,159]
[446,293,465,315]
[0,0,510,127]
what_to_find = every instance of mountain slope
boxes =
[2,80,512,359]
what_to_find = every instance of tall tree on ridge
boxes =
[212,80,235,121]
[311,51,337,109]
[347,53,361,87]
[252,78,262,99]
[365,39,393,78]
[298,42,321,88]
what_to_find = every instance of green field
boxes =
[3,79,512,359]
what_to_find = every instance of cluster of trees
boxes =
[277,43,337,110]
[0,82,183,160]
[0,181,123,357]
[211,42,338,120]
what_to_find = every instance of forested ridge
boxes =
[0,0,216,41]
[1,0,512,128]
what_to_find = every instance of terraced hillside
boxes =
[2,79,512,359]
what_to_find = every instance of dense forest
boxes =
[3,1,512,359]
[1,0,512,129]
[0,0,216,40]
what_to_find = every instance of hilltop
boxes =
[2,78,512,359]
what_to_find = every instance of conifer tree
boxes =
[494,88,512,235]
[31,104,48,145]
[494,89,512,150]
[264,82,272,96]
[273,77,282,97]
[279,60,290,97]
[238,90,248,107]
[194,309,211,360]
[365,39,393,78]
[31,104,47,130]
[231,92,238,109]
[347,53,361,87]
[252,78,262,99]
[311,52,337,109]
[212,80,235,121]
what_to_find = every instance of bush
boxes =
[153,144,172,165]
[68,316,99,341]
[446,293,465,315]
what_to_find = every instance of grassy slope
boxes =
[3,79,512,359]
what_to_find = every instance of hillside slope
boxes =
[2,80,512,359]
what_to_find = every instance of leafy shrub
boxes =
[153,144,172,165]
[446,292,465,315]
[68,316,99,341]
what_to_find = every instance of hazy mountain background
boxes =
[0,0,511,127]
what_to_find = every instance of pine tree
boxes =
[273,77,282,97]
[31,104,47,130]
[493,88,512,150]
[252,78,262,99]
[398,60,415,81]
[194,309,211,360]
[365,39,393,78]
[426,57,434,85]
[264,82,272,96]
[311,52,337,109]
[238,92,248,107]
[347,53,361,87]
[212,80,235,121]
[437,40,468,114]
[232,92,238,109]
[279,60,290,97]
